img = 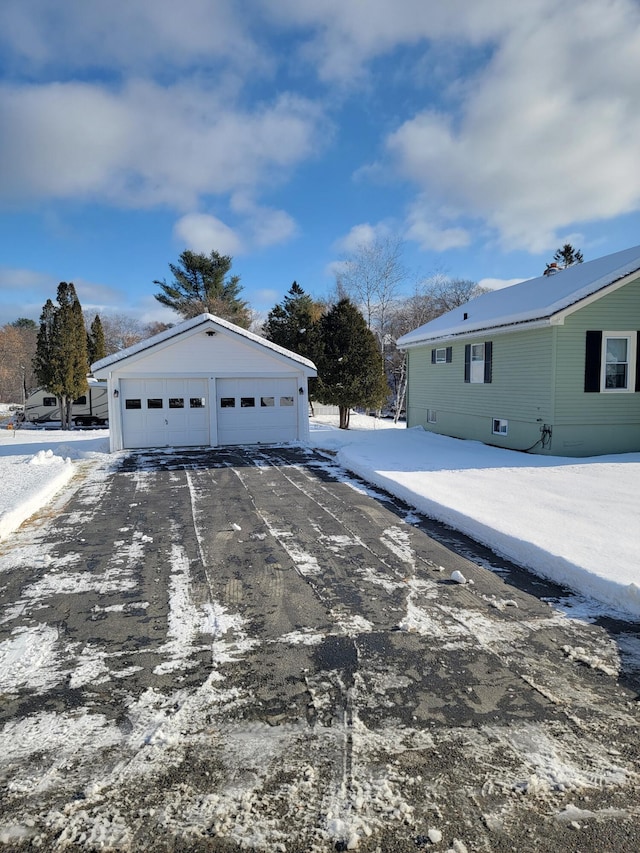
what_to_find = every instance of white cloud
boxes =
[262,0,533,83]
[0,81,324,211]
[385,0,640,252]
[334,222,392,253]
[230,195,299,248]
[173,214,243,256]
[0,0,263,76]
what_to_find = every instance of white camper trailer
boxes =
[24,379,108,426]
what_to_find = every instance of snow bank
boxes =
[310,416,640,621]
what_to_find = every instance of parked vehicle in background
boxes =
[24,379,108,426]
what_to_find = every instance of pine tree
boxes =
[552,244,584,269]
[87,314,106,367]
[263,282,322,358]
[153,250,250,327]
[34,283,89,429]
[316,298,388,429]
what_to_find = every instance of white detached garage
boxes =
[91,313,317,452]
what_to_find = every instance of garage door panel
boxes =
[121,379,209,449]
[217,378,297,445]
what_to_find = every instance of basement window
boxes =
[492,418,508,435]
[427,409,437,423]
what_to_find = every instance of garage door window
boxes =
[169,398,184,408]
[241,397,255,407]
[190,397,206,408]
[220,398,235,408]
[261,396,275,407]
[125,399,142,410]
[147,398,163,409]
[280,396,294,407]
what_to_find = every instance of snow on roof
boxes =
[91,313,317,374]
[397,244,640,348]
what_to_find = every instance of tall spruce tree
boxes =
[316,298,388,429]
[263,282,322,358]
[87,314,106,367]
[34,283,89,429]
[153,250,250,327]
[263,282,323,411]
[553,243,584,268]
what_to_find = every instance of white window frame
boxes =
[601,332,636,393]
[434,347,447,364]
[492,418,508,435]
[427,408,437,423]
[470,343,485,384]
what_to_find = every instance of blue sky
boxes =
[1,0,640,328]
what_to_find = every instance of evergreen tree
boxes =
[153,250,250,327]
[263,282,322,359]
[316,298,388,429]
[33,283,89,429]
[551,243,584,270]
[87,314,106,366]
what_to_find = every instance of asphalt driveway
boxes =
[0,446,639,852]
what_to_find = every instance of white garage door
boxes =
[121,378,209,449]
[217,378,298,445]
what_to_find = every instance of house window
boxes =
[43,397,56,407]
[603,334,634,391]
[427,409,437,423]
[431,346,452,364]
[585,330,639,393]
[492,418,508,435]
[464,342,493,384]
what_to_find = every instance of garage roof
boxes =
[92,312,317,374]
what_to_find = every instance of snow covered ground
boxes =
[1,409,638,620]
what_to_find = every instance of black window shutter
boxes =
[635,331,640,392]
[464,344,471,382]
[431,349,436,364]
[446,346,452,363]
[584,330,602,392]
[484,341,493,383]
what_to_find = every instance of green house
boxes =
[397,245,640,457]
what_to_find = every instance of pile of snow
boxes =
[0,426,109,541]
[309,414,640,621]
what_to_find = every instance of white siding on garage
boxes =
[121,378,209,448]
[217,377,298,445]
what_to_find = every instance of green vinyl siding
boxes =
[554,278,640,424]
[406,328,554,448]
